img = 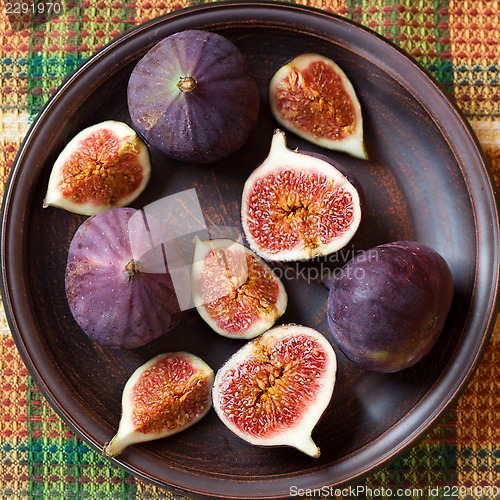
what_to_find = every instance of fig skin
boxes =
[269,53,366,159]
[241,129,362,262]
[212,324,337,457]
[65,207,182,348]
[104,352,214,457]
[191,237,288,339]
[127,29,260,163]
[327,241,454,372]
[44,120,151,216]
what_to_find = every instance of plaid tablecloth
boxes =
[1,1,499,499]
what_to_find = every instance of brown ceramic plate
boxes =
[2,2,499,498]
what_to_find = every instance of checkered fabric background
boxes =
[1,1,499,498]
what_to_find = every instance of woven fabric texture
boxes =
[1,1,499,499]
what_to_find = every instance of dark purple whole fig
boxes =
[65,207,182,348]
[327,241,454,372]
[127,29,260,163]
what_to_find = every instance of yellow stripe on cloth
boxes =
[134,0,192,27]
[0,110,30,199]
[0,334,30,497]
[456,335,499,494]
[468,117,500,189]
[450,2,500,117]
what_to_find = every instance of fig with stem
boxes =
[104,352,214,457]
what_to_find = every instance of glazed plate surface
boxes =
[1,2,499,499]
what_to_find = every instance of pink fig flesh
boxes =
[241,130,362,262]
[212,324,337,457]
[192,238,288,339]
[44,120,151,215]
[104,352,214,456]
[269,53,366,159]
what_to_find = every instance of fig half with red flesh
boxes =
[241,129,362,262]
[104,352,214,457]
[269,53,366,159]
[127,29,259,163]
[44,120,151,216]
[65,207,181,348]
[212,324,337,457]
[192,237,287,339]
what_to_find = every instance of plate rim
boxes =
[1,1,499,498]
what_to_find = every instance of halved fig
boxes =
[241,129,362,262]
[65,207,181,348]
[127,29,259,163]
[191,237,287,339]
[104,352,214,457]
[44,120,151,215]
[212,324,336,457]
[269,53,366,159]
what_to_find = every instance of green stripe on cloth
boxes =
[0,1,495,498]
[397,0,453,93]
[346,0,364,24]
[27,376,138,498]
[365,409,458,498]
[0,56,29,112]
[27,0,137,116]
[347,1,453,93]
[359,0,400,41]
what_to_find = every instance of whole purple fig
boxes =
[327,241,454,372]
[127,30,259,163]
[65,207,182,348]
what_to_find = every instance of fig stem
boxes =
[125,259,142,279]
[178,76,197,93]
[296,435,321,458]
